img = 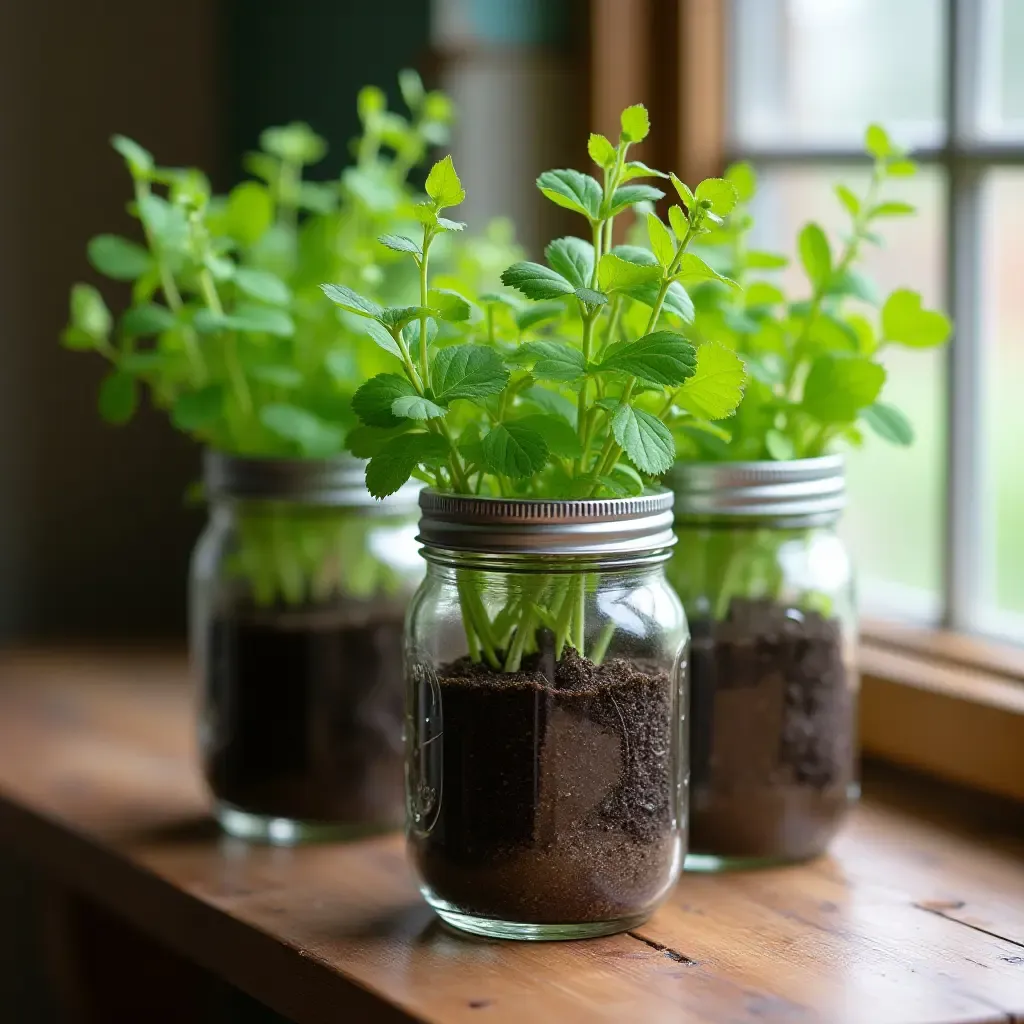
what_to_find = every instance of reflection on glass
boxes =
[982,171,1024,633]
[975,0,1024,139]
[732,0,945,148]
[749,165,947,619]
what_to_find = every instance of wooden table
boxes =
[0,649,1022,1024]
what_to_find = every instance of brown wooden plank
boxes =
[0,650,1022,1024]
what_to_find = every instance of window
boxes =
[729,0,1024,643]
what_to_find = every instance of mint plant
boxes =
[326,104,746,668]
[62,72,518,607]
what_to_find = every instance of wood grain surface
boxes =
[0,649,1022,1024]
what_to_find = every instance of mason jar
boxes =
[405,491,688,940]
[666,456,856,870]
[191,453,422,844]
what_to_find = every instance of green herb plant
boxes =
[667,124,953,621]
[62,72,518,608]
[326,104,746,669]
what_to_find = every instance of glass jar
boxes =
[405,491,688,941]
[191,453,422,844]
[666,456,857,870]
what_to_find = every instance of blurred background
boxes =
[0,0,1021,1018]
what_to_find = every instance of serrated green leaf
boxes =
[482,423,548,478]
[378,305,435,332]
[674,342,745,420]
[835,184,860,217]
[378,233,421,256]
[647,213,675,269]
[234,267,291,306]
[429,288,474,323]
[545,236,595,290]
[437,216,467,232]
[798,222,832,289]
[523,385,577,425]
[611,405,674,474]
[588,132,616,168]
[346,424,409,459]
[536,169,602,220]
[431,344,509,401]
[607,461,645,495]
[575,287,608,310]
[392,394,447,420]
[802,354,886,423]
[669,173,694,208]
[501,261,575,300]
[599,330,697,386]
[359,319,403,359]
[695,177,738,216]
[320,283,383,319]
[353,374,417,427]
[512,414,583,459]
[621,160,668,182]
[425,154,465,208]
[605,184,665,217]
[598,252,661,292]
[367,433,449,499]
[88,235,151,281]
[98,372,138,425]
[122,302,176,336]
[622,279,695,324]
[111,135,153,175]
[620,103,650,142]
[668,204,689,241]
[521,341,586,381]
[674,253,738,290]
[881,289,952,348]
[70,284,112,339]
[861,401,914,445]
[172,384,224,429]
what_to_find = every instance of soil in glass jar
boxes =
[410,643,679,925]
[204,605,405,828]
[687,597,854,864]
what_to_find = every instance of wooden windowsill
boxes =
[0,649,1022,1024]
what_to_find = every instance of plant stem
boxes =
[199,268,252,416]
[418,232,433,393]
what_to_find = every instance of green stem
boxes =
[418,232,433,393]
[199,269,252,417]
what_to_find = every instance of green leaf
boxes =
[138,195,188,250]
[881,289,952,348]
[512,414,583,459]
[765,429,796,461]
[695,178,738,216]
[121,302,176,336]
[403,317,439,360]
[609,244,659,267]
[611,405,675,475]
[623,279,695,324]
[674,342,746,420]
[620,103,650,143]
[835,184,860,217]
[798,223,832,289]
[887,159,917,177]
[378,233,422,256]
[599,330,697,386]
[536,169,603,220]
[98,372,137,425]
[870,201,916,218]
[621,160,668,182]
[379,305,436,331]
[392,394,447,420]
[357,84,386,122]
[352,373,417,427]
[320,283,383,319]
[607,462,645,495]
[501,261,575,300]
[598,252,661,292]
[234,267,291,306]
[515,301,565,332]
[399,67,425,110]
[88,235,151,281]
[425,154,465,208]
[431,344,509,401]
[861,401,914,445]
[747,250,789,269]
[674,253,738,290]
[260,122,326,165]
[802,354,886,423]
[574,287,608,311]
[521,341,586,381]
[668,204,689,241]
[437,216,467,232]
[545,236,595,290]
[69,284,112,339]
[359,319,403,359]
[249,364,304,389]
[111,135,153,176]
[523,385,577,425]
[647,213,675,269]
[865,123,893,159]
[745,281,785,308]
[367,433,449,499]
[171,384,223,430]
[669,173,695,208]
[346,424,408,459]
[605,184,665,217]
[482,423,548,478]
[726,161,756,203]
[221,305,294,337]
[298,181,337,214]
[429,288,474,323]
[588,132,617,168]
[261,404,342,457]
[225,182,273,246]
[828,269,879,305]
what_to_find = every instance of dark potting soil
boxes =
[409,646,679,925]
[688,597,854,861]
[203,609,405,828]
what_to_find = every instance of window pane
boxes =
[982,171,1024,637]
[732,0,946,149]
[749,166,947,620]
[974,0,1024,140]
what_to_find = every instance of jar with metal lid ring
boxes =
[405,490,689,941]
[191,452,423,844]
[666,456,857,871]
